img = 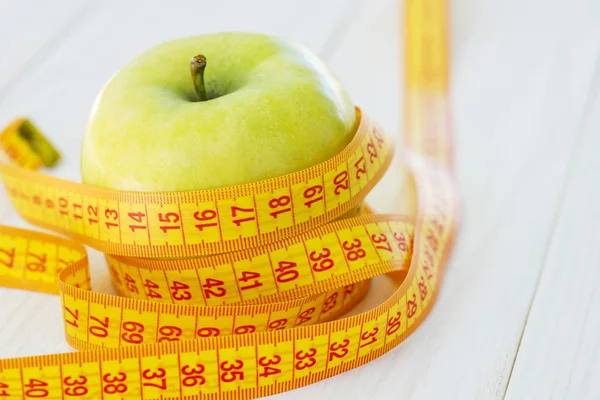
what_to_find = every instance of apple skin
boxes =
[81,32,357,192]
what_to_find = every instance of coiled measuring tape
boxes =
[0,0,457,398]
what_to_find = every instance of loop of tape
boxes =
[0,0,458,398]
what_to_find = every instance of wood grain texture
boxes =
[2,0,600,399]
[506,69,600,400]
[505,9,600,398]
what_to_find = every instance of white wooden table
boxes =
[2,0,600,398]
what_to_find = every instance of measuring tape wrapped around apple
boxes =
[0,0,457,398]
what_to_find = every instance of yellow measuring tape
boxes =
[0,0,457,398]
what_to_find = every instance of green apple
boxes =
[80,32,358,194]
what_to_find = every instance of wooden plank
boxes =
[0,0,87,219]
[505,40,600,400]
[0,0,88,95]
[268,0,600,398]
[0,0,365,368]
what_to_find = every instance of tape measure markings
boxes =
[0,115,393,261]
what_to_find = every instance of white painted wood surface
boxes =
[504,23,600,400]
[1,0,600,399]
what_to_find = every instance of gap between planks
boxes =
[501,47,600,399]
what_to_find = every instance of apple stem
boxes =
[190,54,208,101]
